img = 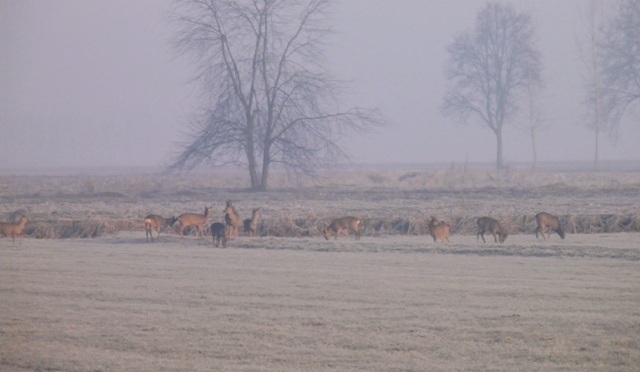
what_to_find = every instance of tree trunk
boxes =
[594,129,599,170]
[496,129,504,169]
[257,143,271,191]
[245,112,259,189]
[531,127,538,170]
[247,149,259,189]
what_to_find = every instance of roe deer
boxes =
[476,217,508,244]
[211,222,227,248]
[428,217,450,243]
[223,200,241,239]
[0,216,29,246]
[534,212,565,240]
[243,208,261,236]
[175,207,211,237]
[323,216,362,241]
[144,214,176,242]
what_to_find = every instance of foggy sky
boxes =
[1,0,638,170]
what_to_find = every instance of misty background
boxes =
[1,0,638,170]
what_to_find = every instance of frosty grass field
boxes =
[1,166,639,371]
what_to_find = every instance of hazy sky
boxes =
[1,0,638,170]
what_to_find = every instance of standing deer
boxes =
[211,222,227,248]
[0,216,29,246]
[174,207,211,237]
[223,200,241,240]
[476,216,508,244]
[323,216,362,241]
[243,208,261,237]
[144,214,176,242]
[534,212,565,240]
[428,217,450,243]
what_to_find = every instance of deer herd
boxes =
[1,200,566,246]
[143,200,259,247]
[135,199,566,248]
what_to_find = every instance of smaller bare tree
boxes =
[442,2,543,170]
[521,60,546,170]
[577,0,609,169]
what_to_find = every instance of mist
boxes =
[1,0,638,170]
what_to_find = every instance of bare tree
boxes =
[522,62,546,170]
[442,2,542,169]
[170,0,381,190]
[599,0,640,138]
[577,0,609,169]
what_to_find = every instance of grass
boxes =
[1,234,639,371]
[1,166,639,370]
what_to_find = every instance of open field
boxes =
[1,167,640,370]
[2,233,640,371]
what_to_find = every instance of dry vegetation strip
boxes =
[2,170,640,240]
[17,212,640,240]
[1,234,640,371]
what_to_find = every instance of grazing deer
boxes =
[323,216,362,241]
[428,217,450,243]
[0,216,29,246]
[144,214,176,242]
[174,206,211,237]
[211,222,227,248]
[223,200,241,240]
[534,212,565,240]
[243,208,261,237]
[477,216,508,244]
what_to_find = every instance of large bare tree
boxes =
[599,0,640,137]
[442,2,542,169]
[170,0,380,190]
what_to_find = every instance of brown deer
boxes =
[243,208,261,237]
[0,216,29,246]
[476,216,508,244]
[174,206,211,237]
[323,216,362,241]
[211,222,227,248]
[534,212,565,240]
[144,214,176,242]
[428,217,450,243]
[223,200,242,240]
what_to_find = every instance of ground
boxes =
[1,167,639,371]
